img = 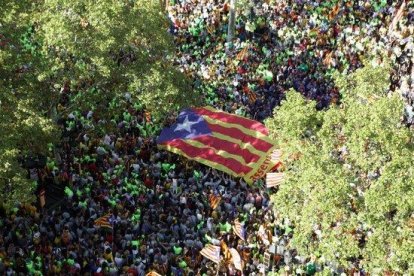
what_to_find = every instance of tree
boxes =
[32,0,198,121]
[265,62,414,273]
[0,0,198,209]
[0,0,57,209]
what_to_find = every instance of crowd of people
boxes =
[1,0,414,275]
[0,95,301,275]
[169,0,414,121]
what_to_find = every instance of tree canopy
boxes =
[0,0,57,208]
[265,62,414,273]
[0,0,198,208]
[34,0,197,119]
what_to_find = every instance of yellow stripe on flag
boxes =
[158,144,242,178]
[247,90,257,103]
[202,117,274,144]
[207,25,215,35]
[220,240,231,261]
[157,106,280,185]
[236,45,249,60]
[94,214,112,229]
[209,194,222,210]
[211,132,269,158]
[244,150,278,184]
[184,139,256,167]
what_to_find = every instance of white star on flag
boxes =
[174,115,199,133]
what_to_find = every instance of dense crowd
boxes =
[1,0,413,275]
[169,0,414,121]
[0,97,297,275]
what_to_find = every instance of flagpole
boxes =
[111,214,114,257]
[106,225,114,264]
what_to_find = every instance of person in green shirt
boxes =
[173,245,182,255]
[179,259,187,269]
[219,221,232,233]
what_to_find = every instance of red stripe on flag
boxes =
[206,123,274,152]
[192,136,261,164]
[193,107,269,135]
[164,139,252,175]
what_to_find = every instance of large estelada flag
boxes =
[157,106,278,184]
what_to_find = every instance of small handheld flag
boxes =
[209,194,222,210]
[94,214,113,229]
[229,248,243,271]
[266,172,285,188]
[146,271,162,276]
[200,244,221,264]
[233,219,246,241]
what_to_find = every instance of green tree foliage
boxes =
[265,62,414,273]
[33,0,197,119]
[1,0,197,209]
[0,0,57,208]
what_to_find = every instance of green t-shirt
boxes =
[173,245,182,255]
[65,187,74,198]
[220,222,232,233]
[179,260,187,268]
